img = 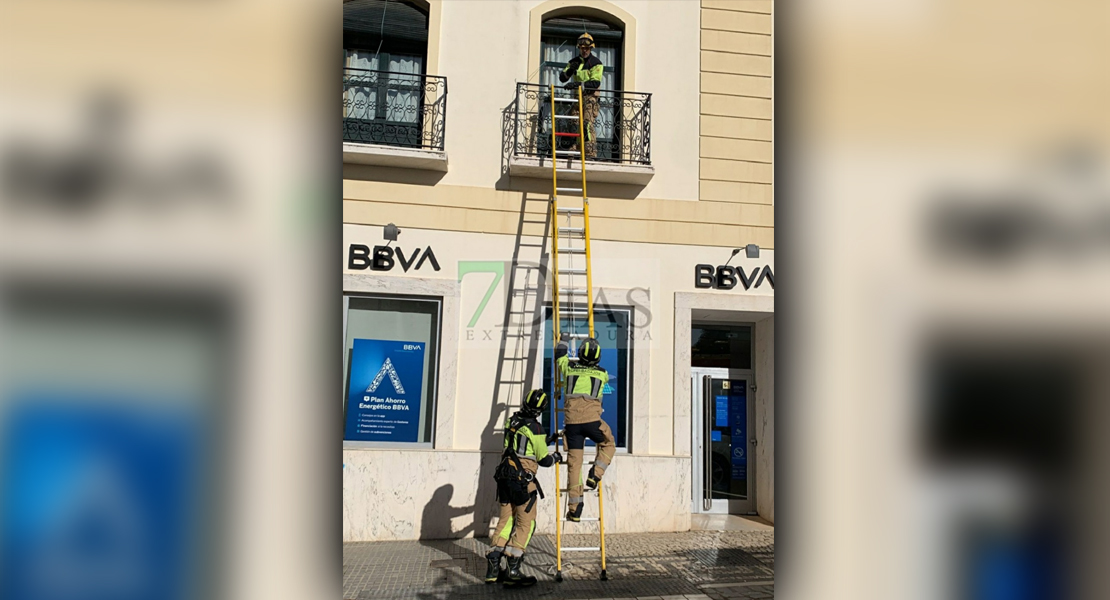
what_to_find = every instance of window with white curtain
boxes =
[540,16,624,161]
[343,0,429,146]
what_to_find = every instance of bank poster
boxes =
[2,393,199,600]
[729,381,747,480]
[345,338,426,442]
[548,325,622,446]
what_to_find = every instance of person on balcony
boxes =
[559,32,603,160]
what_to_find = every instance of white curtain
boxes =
[344,50,379,121]
[385,54,422,124]
[344,50,423,124]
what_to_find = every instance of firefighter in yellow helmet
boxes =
[485,389,562,587]
[554,333,616,522]
[559,32,603,159]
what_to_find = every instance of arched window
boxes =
[343,0,438,149]
[539,15,623,91]
[539,15,626,162]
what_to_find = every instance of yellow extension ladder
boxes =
[548,83,608,583]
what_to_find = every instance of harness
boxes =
[493,414,545,506]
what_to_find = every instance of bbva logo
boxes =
[694,264,774,291]
[348,244,441,272]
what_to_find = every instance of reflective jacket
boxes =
[559,54,604,90]
[555,341,609,399]
[504,413,553,469]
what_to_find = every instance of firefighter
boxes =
[485,390,562,587]
[555,333,615,522]
[559,32,603,159]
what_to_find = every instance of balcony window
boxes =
[511,83,651,168]
[343,0,446,152]
[539,16,624,163]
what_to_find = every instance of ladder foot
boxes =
[600,569,608,581]
[555,571,563,582]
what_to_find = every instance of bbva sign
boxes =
[694,264,774,290]
[348,244,441,272]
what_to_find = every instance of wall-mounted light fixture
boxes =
[383,223,401,242]
[725,244,760,266]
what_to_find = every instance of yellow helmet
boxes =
[577,32,595,48]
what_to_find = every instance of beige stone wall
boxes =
[699,0,773,217]
[343,0,775,250]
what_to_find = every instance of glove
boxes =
[559,332,570,343]
[546,430,563,444]
[551,451,564,464]
[563,80,582,90]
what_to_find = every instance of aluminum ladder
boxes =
[548,83,608,583]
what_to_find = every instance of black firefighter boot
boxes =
[484,549,504,584]
[502,554,537,587]
[586,465,603,490]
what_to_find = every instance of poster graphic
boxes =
[715,395,729,428]
[2,395,200,600]
[345,339,426,442]
[729,381,747,480]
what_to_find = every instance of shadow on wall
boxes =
[420,484,473,540]
[466,190,552,540]
[494,169,646,200]
[342,163,447,186]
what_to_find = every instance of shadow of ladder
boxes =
[490,192,551,430]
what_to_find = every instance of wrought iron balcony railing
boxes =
[343,68,447,151]
[510,82,651,166]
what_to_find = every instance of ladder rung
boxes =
[560,269,587,275]
[565,332,590,338]
[567,517,600,522]
[562,547,601,552]
[559,248,586,254]
[557,207,584,214]
[553,114,579,119]
[553,97,579,103]
[556,187,583,193]
[559,287,588,294]
[556,150,581,155]
[554,132,580,138]
[558,227,584,235]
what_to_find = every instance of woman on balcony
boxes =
[559,32,604,160]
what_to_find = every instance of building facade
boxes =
[342,0,774,541]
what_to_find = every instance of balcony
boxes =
[342,68,448,172]
[507,82,653,185]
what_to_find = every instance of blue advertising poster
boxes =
[1,394,200,600]
[548,320,623,447]
[729,381,747,480]
[715,395,729,428]
[345,339,426,442]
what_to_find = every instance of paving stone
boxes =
[344,530,774,600]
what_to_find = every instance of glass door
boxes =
[692,367,755,514]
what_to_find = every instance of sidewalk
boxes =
[343,530,774,600]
